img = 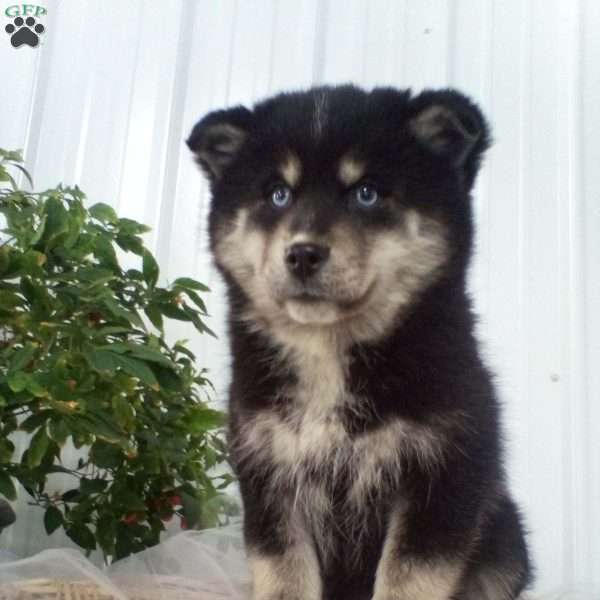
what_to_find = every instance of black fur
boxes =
[188,85,532,600]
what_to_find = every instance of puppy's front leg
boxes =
[248,537,322,600]
[241,481,321,600]
[372,509,464,600]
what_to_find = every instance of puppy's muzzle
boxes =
[285,243,330,282]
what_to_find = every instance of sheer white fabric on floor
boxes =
[0,523,250,600]
[0,522,598,599]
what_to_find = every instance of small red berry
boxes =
[121,512,138,525]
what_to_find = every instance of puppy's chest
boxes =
[237,392,441,509]
[251,336,373,488]
[271,400,359,479]
[233,337,444,507]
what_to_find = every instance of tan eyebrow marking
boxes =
[279,154,302,188]
[338,156,366,187]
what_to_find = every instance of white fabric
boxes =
[0,523,250,599]
[0,522,598,599]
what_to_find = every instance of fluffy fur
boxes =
[188,84,532,600]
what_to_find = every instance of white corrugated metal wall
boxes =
[1,1,598,595]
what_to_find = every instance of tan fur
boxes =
[214,208,265,279]
[373,511,462,600]
[247,522,321,600]
[338,155,366,186]
[279,154,302,188]
[461,565,527,600]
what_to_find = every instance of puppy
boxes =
[187,85,532,600]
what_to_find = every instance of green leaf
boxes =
[117,218,151,235]
[112,395,135,430]
[188,408,226,433]
[116,234,144,255]
[7,371,29,393]
[0,246,10,275]
[8,343,37,373]
[83,349,119,374]
[180,490,201,529]
[80,477,108,495]
[26,376,48,398]
[22,250,47,273]
[96,514,116,556]
[114,354,158,388]
[102,297,144,328]
[20,411,52,433]
[152,364,183,392]
[62,489,82,503]
[44,505,63,534]
[91,441,123,469]
[0,290,23,310]
[172,341,193,357]
[95,326,132,336]
[93,237,120,271]
[48,418,70,446]
[0,438,15,463]
[9,162,34,188]
[102,343,176,369]
[79,413,126,444]
[28,426,50,468]
[160,303,192,322]
[113,488,146,512]
[76,266,115,283]
[89,203,118,224]
[0,471,17,501]
[115,527,137,560]
[181,288,208,314]
[144,304,163,331]
[0,164,11,183]
[142,250,159,288]
[172,277,210,292]
[42,197,69,249]
[66,523,97,550]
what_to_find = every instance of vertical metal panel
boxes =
[0,0,598,594]
[581,0,600,592]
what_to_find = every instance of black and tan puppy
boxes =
[187,85,532,600]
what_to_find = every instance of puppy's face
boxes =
[188,87,488,340]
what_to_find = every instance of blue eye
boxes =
[354,184,379,208]
[270,185,292,208]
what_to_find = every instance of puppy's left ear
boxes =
[409,90,490,189]
[187,106,254,183]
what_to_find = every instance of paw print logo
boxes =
[5,16,45,48]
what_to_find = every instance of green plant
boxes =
[0,149,236,561]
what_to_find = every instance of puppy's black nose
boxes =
[285,243,330,280]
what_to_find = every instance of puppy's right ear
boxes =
[186,106,253,182]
